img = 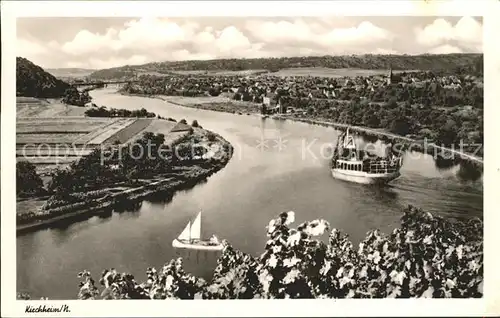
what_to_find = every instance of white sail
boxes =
[190,211,202,240]
[178,221,191,241]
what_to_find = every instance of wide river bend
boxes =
[17,89,483,299]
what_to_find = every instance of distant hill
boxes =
[16,57,71,98]
[46,68,95,79]
[89,53,483,80]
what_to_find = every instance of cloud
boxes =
[171,50,215,62]
[17,39,63,66]
[428,44,463,54]
[415,16,482,52]
[61,18,199,56]
[213,26,253,54]
[20,17,396,68]
[322,21,393,45]
[16,17,480,69]
[371,48,399,55]
[57,18,263,64]
[245,19,393,49]
[63,55,146,69]
[62,29,116,55]
[17,39,48,57]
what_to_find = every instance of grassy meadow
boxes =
[16,97,182,174]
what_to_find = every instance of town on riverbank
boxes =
[109,57,483,161]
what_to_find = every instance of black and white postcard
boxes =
[1,1,499,317]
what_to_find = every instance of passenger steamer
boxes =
[331,128,403,185]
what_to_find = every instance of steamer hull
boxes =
[331,169,400,185]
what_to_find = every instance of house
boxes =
[309,89,324,99]
[266,92,278,105]
[272,104,282,113]
[323,89,329,98]
[444,83,462,90]
[340,86,355,92]
[387,67,401,85]
[321,88,337,99]
[344,79,353,87]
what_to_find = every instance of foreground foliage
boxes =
[77,206,483,299]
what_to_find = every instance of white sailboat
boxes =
[172,211,223,251]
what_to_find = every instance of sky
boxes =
[16,16,483,70]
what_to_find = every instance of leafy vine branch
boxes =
[62,205,483,299]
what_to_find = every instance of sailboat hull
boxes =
[172,239,223,251]
[173,211,222,251]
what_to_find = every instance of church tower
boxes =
[387,66,393,85]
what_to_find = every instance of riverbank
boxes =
[17,88,483,300]
[125,92,484,165]
[286,116,484,164]
[121,91,260,115]
[16,130,233,234]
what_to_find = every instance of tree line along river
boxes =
[17,88,483,299]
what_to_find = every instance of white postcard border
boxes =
[2,1,499,317]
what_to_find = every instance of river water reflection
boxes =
[17,89,483,299]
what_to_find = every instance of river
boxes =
[17,88,483,299]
